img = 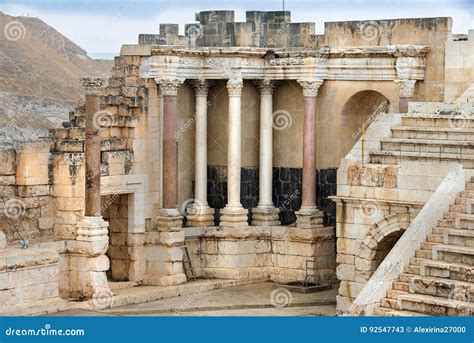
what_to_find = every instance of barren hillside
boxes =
[0,11,113,147]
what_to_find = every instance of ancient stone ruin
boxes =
[0,10,473,316]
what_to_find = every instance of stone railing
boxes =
[349,163,465,315]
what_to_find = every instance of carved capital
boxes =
[254,79,277,96]
[157,79,184,96]
[297,79,324,97]
[394,79,416,97]
[227,79,243,97]
[189,79,212,97]
[81,77,105,95]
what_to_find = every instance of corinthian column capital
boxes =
[254,79,277,96]
[394,79,416,97]
[227,79,243,97]
[156,79,184,96]
[81,77,105,95]
[297,79,324,97]
[189,79,212,96]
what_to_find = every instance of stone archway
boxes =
[336,90,391,159]
[355,213,410,278]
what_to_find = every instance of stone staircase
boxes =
[369,103,474,168]
[373,176,474,316]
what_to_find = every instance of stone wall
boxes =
[444,30,474,102]
[184,226,336,284]
[0,142,54,245]
[0,247,60,308]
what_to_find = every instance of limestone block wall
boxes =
[0,248,59,310]
[321,18,452,103]
[444,30,474,102]
[185,226,336,284]
[0,142,54,244]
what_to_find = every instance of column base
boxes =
[187,205,215,227]
[252,207,280,226]
[155,213,183,232]
[69,216,112,301]
[219,206,249,228]
[295,207,324,229]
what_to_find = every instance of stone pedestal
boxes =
[68,216,112,300]
[143,214,187,286]
[187,205,215,227]
[220,207,249,228]
[295,207,324,229]
[394,79,416,113]
[252,207,279,226]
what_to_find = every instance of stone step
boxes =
[437,218,456,228]
[420,260,474,282]
[380,297,399,310]
[432,244,474,264]
[399,273,418,283]
[427,233,444,243]
[460,190,474,198]
[454,213,474,229]
[404,264,421,275]
[432,227,450,235]
[387,289,408,300]
[407,102,474,115]
[391,125,474,141]
[398,293,473,316]
[380,138,474,155]
[449,203,470,214]
[415,249,432,259]
[421,241,438,251]
[444,229,474,247]
[408,275,474,301]
[369,151,474,167]
[393,281,410,292]
[382,309,427,316]
[373,307,392,315]
[410,257,430,266]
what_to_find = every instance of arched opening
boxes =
[372,230,404,271]
[338,90,391,158]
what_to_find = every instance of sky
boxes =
[0,0,472,58]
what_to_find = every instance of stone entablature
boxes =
[138,45,428,82]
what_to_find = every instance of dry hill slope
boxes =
[0,11,113,147]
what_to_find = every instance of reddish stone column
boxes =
[158,79,183,215]
[296,80,324,229]
[394,79,416,113]
[82,77,104,217]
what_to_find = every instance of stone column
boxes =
[68,78,111,302]
[394,79,416,113]
[187,79,214,227]
[296,80,325,229]
[220,79,249,228]
[83,78,103,217]
[158,79,183,215]
[252,80,280,226]
[147,79,186,287]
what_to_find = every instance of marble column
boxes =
[156,78,183,218]
[187,79,214,226]
[83,77,104,217]
[296,80,325,229]
[252,80,280,226]
[68,78,111,301]
[220,79,249,228]
[394,79,416,113]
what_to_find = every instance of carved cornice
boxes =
[254,79,277,96]
[81,77,105,95]
[297,79,324,97]
[394,79,416,97]
[189,79,212,96]
[227,79,243,97]
[157,79,184,96]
